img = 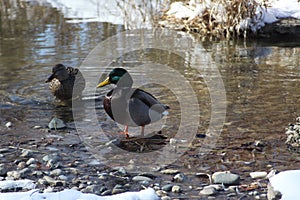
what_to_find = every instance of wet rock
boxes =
[20,149,33,157]
[162,184,173,192]
[199,186,217,196]
[101,189,112,196]
[171,185,182,193]
[138,172,156,179]
[42,153,59,162]
[17,161,26,169]
[173,173,185,182]
[7,171,21,179]
[0,164,8,176]
[267,183,282,200]
[48,117,66,129]
[33,125,42,129]
[250,171,267,179]
[43,175,56,185]
[58,175,69,181]
[81,185,101,195]
[19,168,31,178]
[161,196,172,200]
[212,171,240,185]
[160,169,180,175]
[132,175,153,182]
[98,173,108,180]
[50,169,63,176]
[43,175,65,187]
[112,184,125,194]
[5,122,12,128]
[26,158,36,166]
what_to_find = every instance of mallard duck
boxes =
[45,64,85,101]
[97,68,169,138]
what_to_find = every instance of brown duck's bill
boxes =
[97,77,110,87]
[45,74,54,83]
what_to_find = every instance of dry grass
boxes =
[160,0,269,39]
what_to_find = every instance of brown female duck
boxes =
[46,64,85,101]
[97,68,169,138]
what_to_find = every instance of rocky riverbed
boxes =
[0,123,287,199]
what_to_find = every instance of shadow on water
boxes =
[0,1,300,196]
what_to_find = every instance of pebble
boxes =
[212,171,240,185]
[20,149,33,157]
[59,175,69,181]
[160,169,180,175]
[50,169,63,176]
[250,171,267,179]
[156,190,166,197]
[199,186,217,196]
[173,173,185,182]
[162,184,173,192]
[0,164,8,176]
[7,171,21,179]
[171,185,182,193]
[101,189,112,196]
[81,185,101,195]
[5,122,12,128]
[161,196,172,200]
[48,117,66,129]
[26,158,36,166]
[132,175,153,182]
[19,168,31,178]
[17,161,26,169]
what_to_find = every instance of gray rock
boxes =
[58,175,69,181]
[17,161,26,169]
[0,164,8,176]
[267,183,282,200]
[20,149,33,157]
[81,185,101,195]
[50,169,63,176]
[161,196,172,200]
[160,169,180,175]
[199,186,217,196]
[212,171,240,185]
[42,153,59,162]
[132,175,153,182]
[48,118,66,129]
[7,171,21,179]
[162,184,173,192]
[171,185,182,193]
[101,189,112,196]
[173,173,185,182]
[19,168,31,178]
[26,158,36,166]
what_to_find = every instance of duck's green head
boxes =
[97,68,132,88]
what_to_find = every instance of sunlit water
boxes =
[0,0,300,195]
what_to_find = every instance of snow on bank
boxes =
[0,179,159,200]
[166,0,300,32]
[269,170,300,200]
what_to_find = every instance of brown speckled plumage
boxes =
[46,64,85,100]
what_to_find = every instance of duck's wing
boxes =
[132,89,169,113]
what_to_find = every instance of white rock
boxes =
[250,171,267,179]
[5,122,12,128]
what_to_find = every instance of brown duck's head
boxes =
[45,64,69,83]
[97,68,133,88]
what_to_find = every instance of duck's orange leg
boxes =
[123,125,129,138]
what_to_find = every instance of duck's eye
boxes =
[111,76,120,83]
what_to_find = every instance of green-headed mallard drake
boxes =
[46,64,85,101]
[97,68,169,138]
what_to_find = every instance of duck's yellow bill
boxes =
[97,77,110,87]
